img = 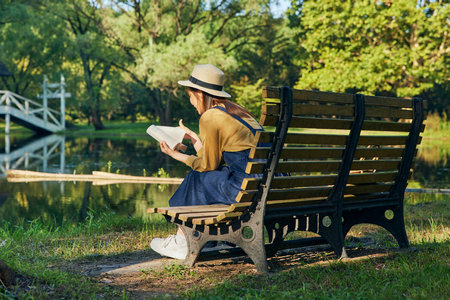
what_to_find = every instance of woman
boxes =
[150,64,263,259]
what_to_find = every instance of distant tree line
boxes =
[0,0,448,130]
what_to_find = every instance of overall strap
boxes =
[212,106,263,136]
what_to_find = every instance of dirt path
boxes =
[56,245,390,298]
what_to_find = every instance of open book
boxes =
[146,125,187,152]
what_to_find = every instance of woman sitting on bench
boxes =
[150,64,263,259]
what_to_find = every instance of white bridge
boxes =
[0,134,65,176]
[0,75,69,134]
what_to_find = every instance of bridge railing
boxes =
[0,90,62,128]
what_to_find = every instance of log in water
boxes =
[7,169,183,185]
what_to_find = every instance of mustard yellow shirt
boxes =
[185,106,261,172]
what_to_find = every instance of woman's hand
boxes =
[179,119,202,152]
[160,141,189,164]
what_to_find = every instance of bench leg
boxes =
[265,219,296,257]
[239,227,268,273]
[317,213,347,259]
[342,206,409,248]
[179,225,210,268]
[179,222,269,273]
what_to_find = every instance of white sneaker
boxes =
[150,233,188,260]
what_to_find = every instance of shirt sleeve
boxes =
[185,111,223,172]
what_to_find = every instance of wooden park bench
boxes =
[149,86,426,273]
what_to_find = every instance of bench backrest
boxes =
[237,86,426,214]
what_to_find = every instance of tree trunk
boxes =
[146,87,170,125]
[90,107,104,130]
[164,92,171,126]
[80,51,104,130]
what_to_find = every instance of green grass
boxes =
[0,211,175,299]
[185,243,448,299]
[422,112,450,140]
[0,193,448,299]
[0,121,34,136]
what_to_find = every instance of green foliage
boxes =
[231,78,265,118]
[292,0,449,101]
[152,168,170,191]
[0,0,448,127]
[0,2,66,97]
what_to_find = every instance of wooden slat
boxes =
[345,183,393,195]
[246,159,400,174]
[360,135,413,145]
[257,132,412,146]
[250,147,406,160]
[265,103,355,117]
[237,186,333,202]
[259,115,424,132]
[343,193,390,203]
[199,212,243,225]
[246,161,340,174]
[365,106,413,119]
[365,95,413,108]
[362,121,424,132]
[264,103,413,119]
[238,183,393,203]
[231,194,400,212]
[180,212,226,222]
[263,86,355,104]
[263,86,426,110]
[241,171,398,190]
[150,205,229,218]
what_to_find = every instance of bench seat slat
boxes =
[178,212,229,222]
[246,159,401,174]
[196,212,243,225]
[147,205,230,215]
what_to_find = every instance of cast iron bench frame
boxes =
[150,86,425,273]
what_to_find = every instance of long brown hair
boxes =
[189,87,254,119]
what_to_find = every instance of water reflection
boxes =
[0,134,65,175]
[0,180,179,225]
[0,134,190,225]
[413,140,449,189]
[0,134,448,226]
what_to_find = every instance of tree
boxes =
[0,1,66,98]
[291,0,449,107]
[48,1,119,130]
[230,15,301,117]
[96,0,274,125]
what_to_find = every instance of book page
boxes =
[146,125,186,150]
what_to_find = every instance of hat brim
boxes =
[178,80,231,98]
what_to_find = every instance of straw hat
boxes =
[178,64,231,98]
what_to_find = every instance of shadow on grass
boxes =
[185,240,449,299]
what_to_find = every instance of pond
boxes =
[0,134,448,226]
